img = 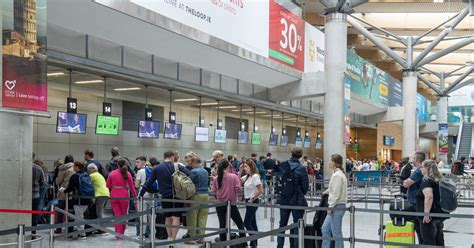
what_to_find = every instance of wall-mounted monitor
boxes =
[303,137,311,148]
[56,112,87,134]
[269,133,279,146]
[238,131,249,144]
[295,136,303,147]
[164,122,182,140]
[383,135,395,146]
[195,126,209,142]
[96,115,120,135]
[138,120,160,138]
[251,132,261,145]
[280,135,289,147]
[215,129,227,144]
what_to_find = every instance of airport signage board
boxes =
[2,0,48,111]
[126,0,269,57]
[304,22,324,73]
[448,85,474,107]
[269,0,305,71]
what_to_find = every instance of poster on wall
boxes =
[269,0,305,71]
[95,0,269,57]
[214,129,227,144]
[2,0,48,111]
[304,22,324,73]
[438,123,448,154]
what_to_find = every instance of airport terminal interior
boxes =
[0,0,473,247]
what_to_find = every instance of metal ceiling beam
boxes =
[417,36,474,67]
[411,6,470,68]
[348,15,403,43]
[347,15,407,67]
[446,65,467,77]
[413,10,465,44]
[443,67,474,95]
[417,73,443,95]
[448,78,474,93]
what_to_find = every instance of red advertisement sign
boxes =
[269,0,305,71]
[2,0,48,112]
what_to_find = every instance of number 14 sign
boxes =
[269,0,305,72]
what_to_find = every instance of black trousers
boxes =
[216,205,246,241]
[420,219,444,246]
[31,199,40,234]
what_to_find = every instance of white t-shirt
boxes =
[242,174,262,199]
[136,168,151,198]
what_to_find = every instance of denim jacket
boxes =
[190,165,209,194]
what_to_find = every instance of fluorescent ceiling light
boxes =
[47,72,66,76]
[214,106,237,109]
[75,80,104,84]
[114,87,141,91]
[231,108,253,112]
[247,111,266,114]
[199,102,219,106]
[174,98,197,102]
[262,114,281,117]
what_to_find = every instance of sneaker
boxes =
[94,230,108,235]
[76,235,86,240]
[182,233,190,239]
[184,240,195,245]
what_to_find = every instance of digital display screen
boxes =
[280,135,289,147]
[164,122,182,140]
[138,120,160,138]
[96,115,120,135]
[238,131,249,144]
[295,136,303,147]
[383,135,395,146]
[269,133,279,146]
[214,129,227,144]
[195,126,209,142]
[304,137,311,148]
[251,132,261,145]
[56,112,87,134]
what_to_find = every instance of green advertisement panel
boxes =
[96,115,120,135]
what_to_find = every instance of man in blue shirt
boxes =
[403,151,426,244]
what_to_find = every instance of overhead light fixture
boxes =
[199,102,219,106]
[114,87,141,91]
[231,108,253,112]
[247,111,266,114]
[47,72,66,77]
[433,0,443,2]
[214,106,237,109]
[263,114,281,117]
[174,98,197,102]
[75,79,104,84]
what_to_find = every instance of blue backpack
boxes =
[145,166,159,191]
[78,173,95,197]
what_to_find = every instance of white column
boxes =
[437,96,448,124]
[402,70,418,158]
[323,13,347,179]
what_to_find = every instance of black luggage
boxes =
[155,212,168,239]
[84,203,97,235]
[314,194,335,248]
[389,194,414,225]
[304,224,316,248]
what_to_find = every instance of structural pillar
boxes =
[437,73,448,163]
[402,70,418,158]
[323,12,347,179]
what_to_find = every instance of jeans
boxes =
[322,204,346,248]
[38,185,47,211]
[420,219,444,246]
[244,199,259,248]
[216,204,246,242]
[186,194,209,237]
[277,207,305,248]
[73,205,88,235]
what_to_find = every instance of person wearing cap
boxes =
[276,147,309,248]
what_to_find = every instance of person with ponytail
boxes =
[213,160,246,244]
[106,158,137,239]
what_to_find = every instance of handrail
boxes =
[0,234,43,247]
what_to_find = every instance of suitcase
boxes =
[304,225,316,248]
[385,195,415,248]
[389,194,414,225]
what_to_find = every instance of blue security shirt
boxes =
[407,167,423,205]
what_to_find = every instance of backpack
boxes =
[277,161,300,203]
[172,163,196,200]
[438,180,457,212]
[78,173,95,197]
[145,166,159,191]
[308,164,315,175]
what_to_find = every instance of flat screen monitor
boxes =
[295,136,303,147]
[164,122,182,140]
[96,115,120,135]
[214,129,227,144]
[304,137,311,148]
[280,135,289,147]
[269,133,278,146]
[238,131,249,144]
[138,120,160,138]
[195,126,209,142]
[56,112,87,134]
[251,132,261,145]
[383,135,395,146]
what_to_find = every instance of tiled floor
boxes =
[33,187,473,248]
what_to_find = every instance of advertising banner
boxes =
[344,76,351,144]
[416,93,430,122]
[2,0,47,111]
[438,123,448,154]
[448,85,474,107]
[114,0,270,57]
[304,22,324,73]
[269,0,305,71]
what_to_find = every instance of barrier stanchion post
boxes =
[226,201,231,248]
[139,197,144,244]
[65,193,69,237]
[349,206,355,248]
[17,225,25,248]
[264,180,268,219]
[350,183,354,206]
[364,182,368,209]
[298,219,304,248]
[270,176,275,242]
[150,197,156,248]
[378,199,384,248]
[49,205,55,248]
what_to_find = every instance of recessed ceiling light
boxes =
[114,87,141,91]
[174,98,198,102]
[47,72,66,77]
[75,80,104,84]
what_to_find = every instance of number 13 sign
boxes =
[269,0,305,72]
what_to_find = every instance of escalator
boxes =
[454,122,473,160]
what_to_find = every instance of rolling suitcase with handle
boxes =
[385,195,415,248]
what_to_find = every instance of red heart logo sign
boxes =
[5,80,16,90]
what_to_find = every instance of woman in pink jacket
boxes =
[106,158,137,239]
